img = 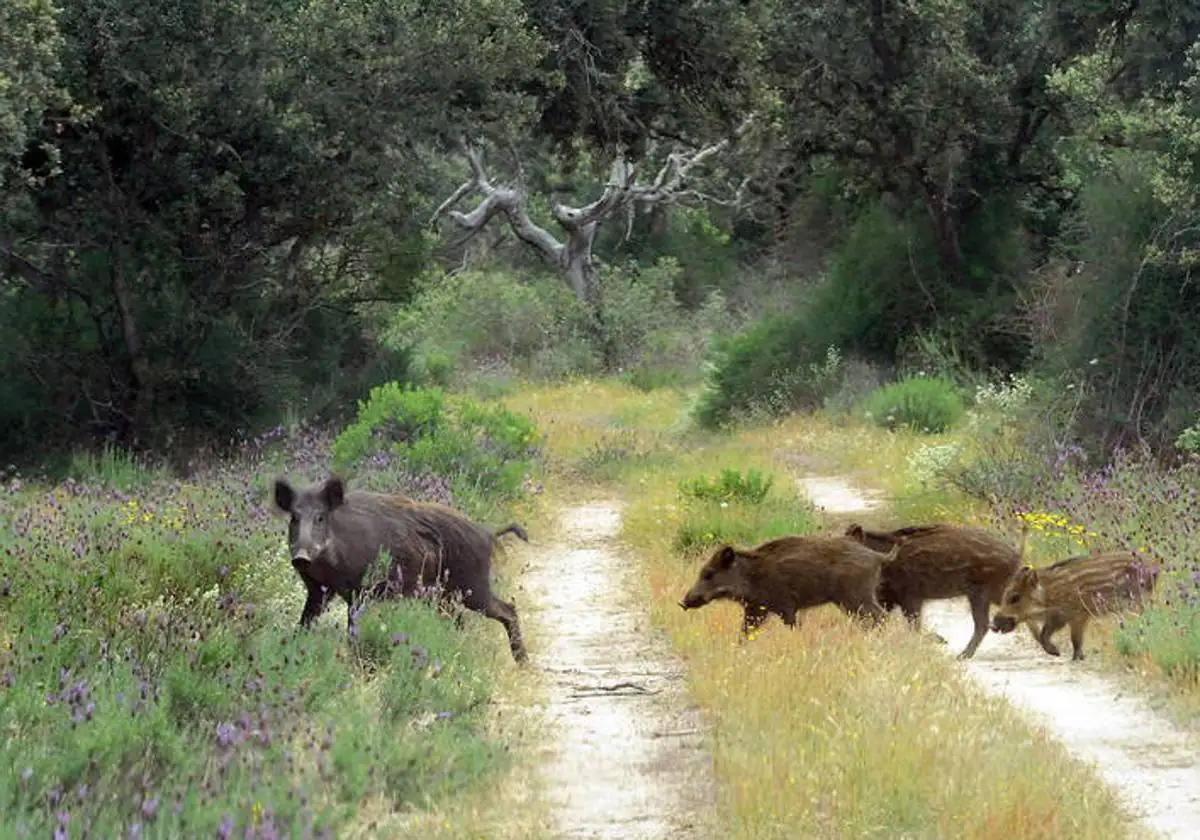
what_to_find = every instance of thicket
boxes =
[391,258,731,393]
[5,1,1200,460]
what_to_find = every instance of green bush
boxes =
[694,308,845,428]
[1032,160,1200,446]
[692,195,1030,428]
[680,468,773,505]
[673,497,817,555]
[386,269,599,380]
[1177,421,1200,455]
[1114,604,1200,680]
[390,262,731,390]
[332,383,540,508]
[863,377,965,433]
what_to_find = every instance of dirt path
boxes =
[518,501,714,839]
[798,475,1200,839]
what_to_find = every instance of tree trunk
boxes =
[110,257,153,444]
[562,222,601,307]
[922,186,966,285]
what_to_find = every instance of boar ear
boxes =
[321,476,346,510]
[845,523,864,539]
[714,545,737,569]
[274,479,295,513]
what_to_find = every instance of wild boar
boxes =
[844,523,1022,659]
[678,535,898,636]
[990,551,1158,660]
[273,476,527,663]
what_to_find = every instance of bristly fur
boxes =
[844,522,1021,658]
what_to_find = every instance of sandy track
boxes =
[519,502,714,839]
[799,474,1200,839]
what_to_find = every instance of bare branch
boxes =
[433,141,565,265]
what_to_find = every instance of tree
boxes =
[0,0,545,452]
[0,0,63,187]
[757,0,1141,284]
[430,124,751,310]
[518,0,758,155]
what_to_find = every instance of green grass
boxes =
[0,431,540,837]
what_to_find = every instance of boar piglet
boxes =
[845,523,1022,659]
[274,476,528,663]
[990,551,1158,661]
[679,535,898,637]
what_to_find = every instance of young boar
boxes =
[844,523,1022,659]
[274,476,527,663]
[678,536,898,636]
[990,551,1158,660]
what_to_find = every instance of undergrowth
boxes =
[0,421,541,837]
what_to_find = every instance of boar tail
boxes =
[494,523,530,543]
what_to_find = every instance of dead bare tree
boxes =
[429,123,752,311]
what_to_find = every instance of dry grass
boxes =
[507,380,1139,839]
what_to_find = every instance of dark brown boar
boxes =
[844,523,1022,659]
[678,535,898,636]
[273,476,527,663]
[990,551,1158,660]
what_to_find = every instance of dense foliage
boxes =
[3,2,1199,452]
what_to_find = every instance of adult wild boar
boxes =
[844,523,1022,659]
[678,535,898,636]
[273,476,528,662]
[990,551,1157,660]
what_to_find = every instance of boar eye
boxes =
[702,569,715,581]
[1007,593,1021,605]
[315,513,326,526]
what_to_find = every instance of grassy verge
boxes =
[0,427,546,838]
[506,380,1137,839]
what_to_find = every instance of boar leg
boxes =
[898,599,922,630]
[1036,614,1066,657]
[741,604,770,638]
[842,598,885,625]
[299,578,334,628]
[484,595,527,664]
[958,592,991,659]
[1069,616,1089,661]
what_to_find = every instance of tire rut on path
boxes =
[520,501,714,839]
[799,473,1200,840]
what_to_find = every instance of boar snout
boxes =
[680,591,706,610]
[991,614,1017,633]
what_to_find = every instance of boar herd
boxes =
[680,521,1159,661]
[273,475,1157,667]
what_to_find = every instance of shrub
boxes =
[694,311,844,428]
[672,497,817,555]
[332,383,540,510]
[1177,421,1200,456]
[386,269,600,381]
[863,377,965,433]
[1029,160,1200,447]
[680,468,773,505]
[602,257,727,387]
[331,383,445,467]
